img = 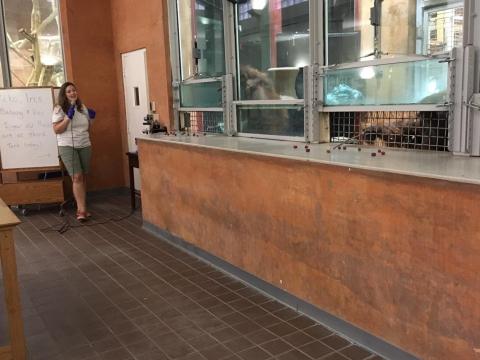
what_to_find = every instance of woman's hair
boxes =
[57,82,84,114]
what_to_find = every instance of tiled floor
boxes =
[0,193,385,360]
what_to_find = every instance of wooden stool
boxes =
[0,198,26,360]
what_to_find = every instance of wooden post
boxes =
[0,198,26,360]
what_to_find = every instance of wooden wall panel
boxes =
[59,0,124,190]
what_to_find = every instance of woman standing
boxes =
[52,82,96,221]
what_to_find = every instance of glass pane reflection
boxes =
[237,0,309,100]
[326,0,464,65]
[178,0,225,79]
[324,59,448,106]
[237,104,304,137]
[180,81,223,108]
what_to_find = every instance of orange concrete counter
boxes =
[138,138,480,360]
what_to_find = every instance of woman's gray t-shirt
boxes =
[52,105,91,148]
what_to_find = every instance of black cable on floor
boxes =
[39,209,136,234]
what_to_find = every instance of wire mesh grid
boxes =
[182,111,224,134]
[330,111,449,151]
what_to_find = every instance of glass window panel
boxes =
[324,59,448,106]
[178,0,225,79]
[4,0,65,87]
[326,0,463,65]
[180,81,223,108]
[237,0,309,100]
[237,104,304,137]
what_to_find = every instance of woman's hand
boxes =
[67,105,76,120]
[87,108,96,119]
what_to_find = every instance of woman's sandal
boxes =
[76,211,89,222]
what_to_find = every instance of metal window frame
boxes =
[236,132,305,142]
[234,100,304,106]
[230,1,317,142]
[181,77,223,85]
[179,107,223,112]
[232,100,306,140]
[224,0,236,136]
[305,0,323,143]
[57,0,67,84]
[165,0,477,152]
[318,54,453,114]
[324,54,451,70]
[0,0,11,87]
[318,55,456,124]
[167,0,182,130]
[322,105,449,113]
[452,0,480,155]
[318,1,472,151]
[168,0,234,132]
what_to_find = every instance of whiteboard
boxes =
[0,88,59,169]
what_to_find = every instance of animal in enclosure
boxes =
[359,111,448,150]
[239,65,296,135]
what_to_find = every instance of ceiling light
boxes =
[359,66,375,79]
[251,0,268,10]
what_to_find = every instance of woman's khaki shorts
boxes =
[58,146,92,176]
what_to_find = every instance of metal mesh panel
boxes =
[182,111,224,134]
[330,111,449,151]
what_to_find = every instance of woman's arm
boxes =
[53,116,71,134]
[84,104,95,130]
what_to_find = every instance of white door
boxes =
[122,49,149,191]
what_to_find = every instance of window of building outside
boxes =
[4,0,65,87]
[326,0,464,65]
[324,0,462,107]
[177,0,225,80]
[424,5,463,55]
[236,0,309,137]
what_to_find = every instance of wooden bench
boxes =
[0,198,26,360]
